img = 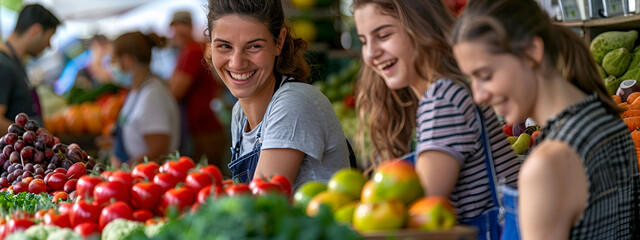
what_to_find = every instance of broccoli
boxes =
[24,225,60,240]
[45,229,82,240]
[144,222,167,238]
[5,232,35,240]
[102,219,145,240]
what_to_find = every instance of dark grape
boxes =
[14,169,23,176]
[24,120,39,132]
[2,145,13,158]
[33,151,44,164]
[7,164,15,173]
[44,169,53,175]
[34,141,45,152]
[66,148,83,163]
[9,152,20,164]
[22,131,35,145]
[37,133,54,148]
[35,168,44,175]
[52,144,67,154]
[86,156,96,170]
[68,143,80,150]
[53,137,60,145]
[24,163,34,173]
[2,161,8,171]
[0,154,5,167]
[16,175,22,182]
[14,163,22,169]
[0,136,6,150]
[7,173,14,182]
[22,171,32,178]
[50,154,62,166]
[47,163,55,170]
[61,159,73,169]
[43,149,53,160]
[4,133,17,146]
[14,113,28,127]
[13,140,25,153]
[93,163,106,174]
[82,151,88,161]
[1,172,7,178]
[20,146,35,163]
[7,124,25,135]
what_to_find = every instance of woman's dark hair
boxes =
[452,0,623,115]
[14,4,61,34]
[205,0,310,82]
[112,32,166,64]
[352,0,464,166]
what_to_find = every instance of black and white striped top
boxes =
[416,78,521,221]
[537,93,640,239]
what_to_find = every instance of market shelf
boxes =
[554,14,640,43]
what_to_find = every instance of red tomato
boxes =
[58,202,73,215]
[44,211,70,228]
[196,185,224,204]
[70,200,101,227]
[130,182,164,211]
[153,172,178,191]
[12,182,28,194]
[8,218,35,233]
[99,201,134,230]
[178,156,196,169]
[185,172,213,191]
[198,165,223,186]
[93,181,130,207]
[249,177,265,191]
[46,173,68,191]
[66,162,86,179]
[270,175,292,196]
[161,161,189,182]
[133,209,154,222]
[74,222,100,239]
[107,170,134,188]
[225,183,251,196]
[0,223,6,239]
[159,187,195,214]
[76,176,103,199]
[132,162,160,181]
[222,179,234,188]
[100,170,113,179]
[64,179,77,193]
[28,179,47,194]
[251,181,284,196]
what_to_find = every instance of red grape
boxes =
[13,140,25,153]
[4,133,17,146]
[22,131,35,145]
[14,113,28,127]
[24,120,39,132]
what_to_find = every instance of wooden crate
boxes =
[360,226,477,240]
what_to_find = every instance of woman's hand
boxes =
[254,148,304,185]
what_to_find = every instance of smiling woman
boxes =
[205,0,351,191]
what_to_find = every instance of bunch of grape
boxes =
[0,113,96,189]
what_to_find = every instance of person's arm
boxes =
[254,148,305,183]
[0,105,11,135]
[128,134,171,166]
[169,71,194,100]
[519,140,587,240]
[416,150,461,196]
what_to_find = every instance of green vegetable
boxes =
[590,30,638,64]
[45,228,82,240]
[144,222,167,238]
[598,65,607,79]
[5,232,34,240]
[24,225,60,240]
[0,192,56,217]
[605,76,623,95]
[102,219,145,240]
[139,194,360,240]
[66,83,120,104]
[602,48,632,77]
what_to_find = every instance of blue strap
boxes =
[474,105,502,208]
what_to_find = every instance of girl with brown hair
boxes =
[452,0,640,239]
[353,0,520,239]
[205,0,351,190]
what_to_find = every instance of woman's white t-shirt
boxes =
[120,77,180,159]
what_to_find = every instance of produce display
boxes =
[295,160,456,233]
[44,91,125,137]
[592,30,640,95]
[0,113,98,198]
[502,119,541,155]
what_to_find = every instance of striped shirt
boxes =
[537,93,640,239]
[416,78,521,221]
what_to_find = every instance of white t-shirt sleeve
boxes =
[261,87,326,161]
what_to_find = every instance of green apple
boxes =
[334,201,359,225]
[293,181,327,210]
[407,196,456,231]
[328,168,366,200]
[353,200,406,232]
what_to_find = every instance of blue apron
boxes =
[228,117,262,183]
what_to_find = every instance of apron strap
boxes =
[474,105,502,209]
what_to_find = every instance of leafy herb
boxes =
[0,191,56,217]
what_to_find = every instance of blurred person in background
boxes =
[74,34,113,89]
[168,10,227,170]
[110,32,180,169]
[0,4,60,134]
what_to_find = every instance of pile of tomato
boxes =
[0,156,292,239]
